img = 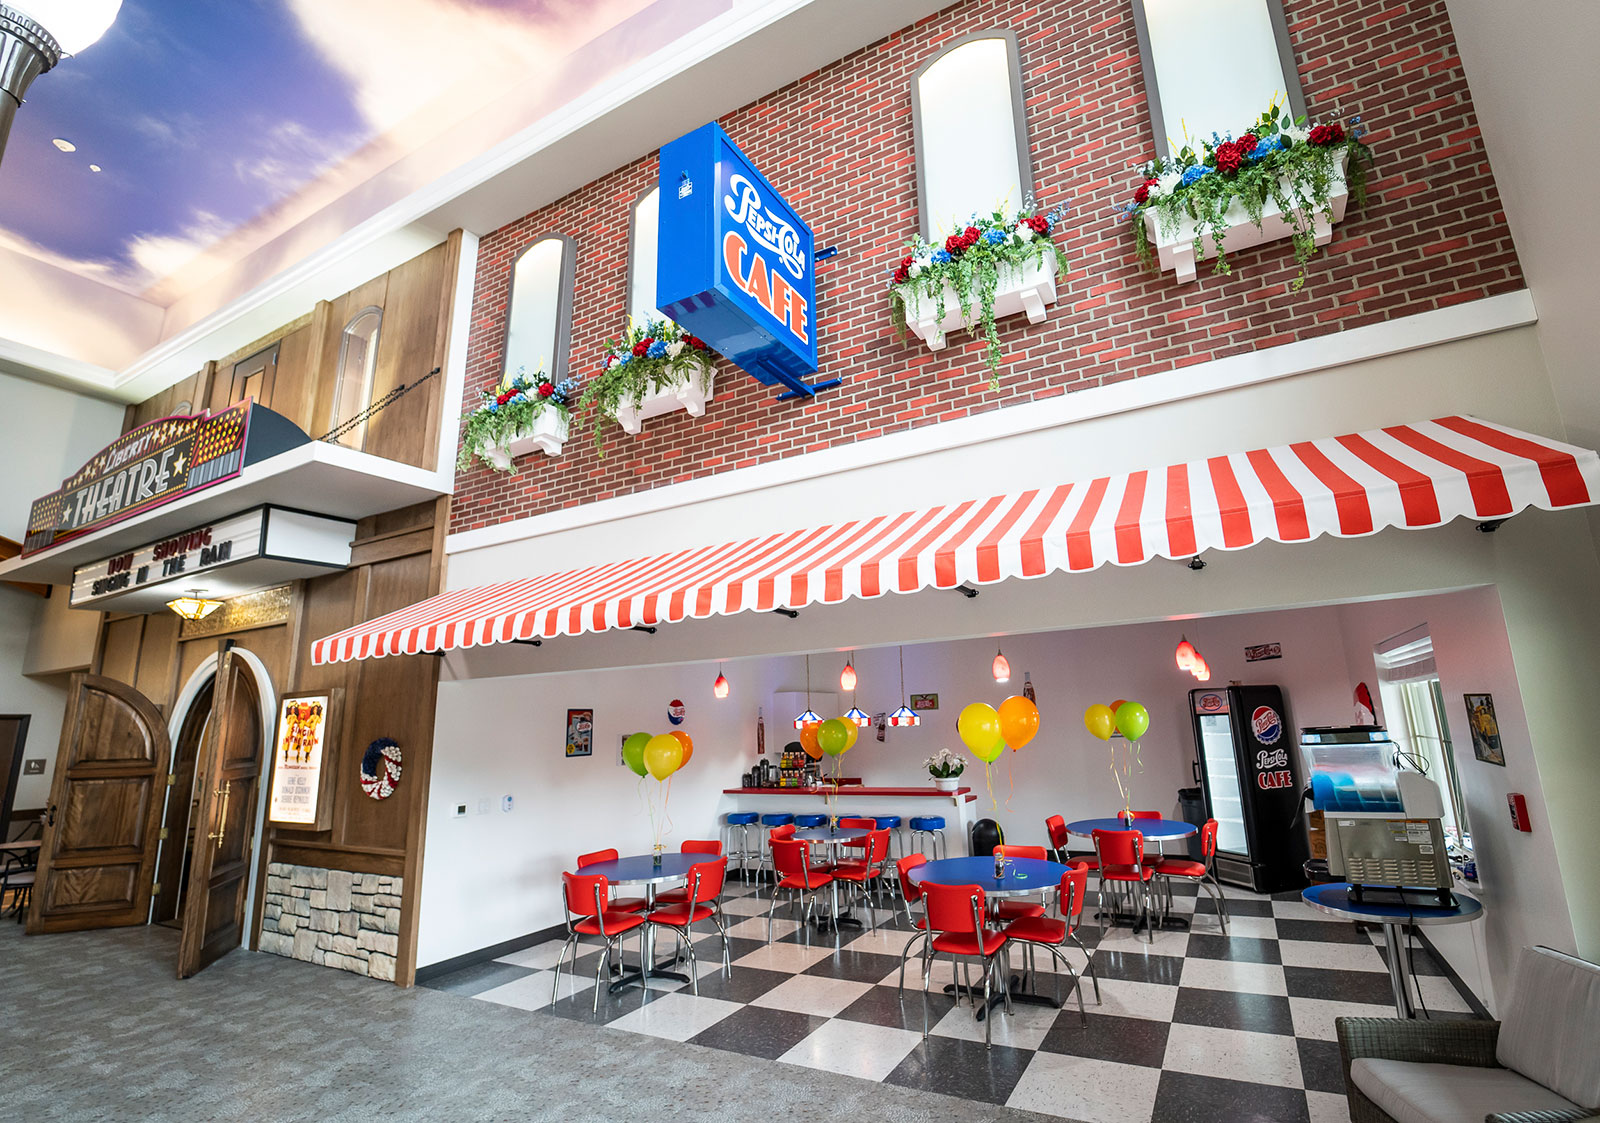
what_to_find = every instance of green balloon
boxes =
[817,717,851,757]
[1115,702,1150,742]
[622,732,650,777]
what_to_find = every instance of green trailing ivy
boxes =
[576,318,715,454]
[887,201,1067,390]
[458,368,577,475]
[1125,102,1373,289]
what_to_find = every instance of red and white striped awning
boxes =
[310,416,1599,665]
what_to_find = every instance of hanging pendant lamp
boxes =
[840,657,857,692]
[889,645,920,727]
[992,648,1011,684]
[1175,636,1197,671]
[713,663,730,699]
[793,653,821,728]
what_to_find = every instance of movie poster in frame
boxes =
[268,688,342,828]
[565,709,594,758]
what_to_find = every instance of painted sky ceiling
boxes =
[0,0,726,298]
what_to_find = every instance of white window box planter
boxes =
[899,246,1059,352]
[481,409,569,470]
[613,365,716,436]
[1145,147,1349,284]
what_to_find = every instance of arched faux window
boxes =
[504,233,575,385]
[626,186,662,327]
[331,306,382,449]
[911,31,1033,240]
[1130,0,1305,157]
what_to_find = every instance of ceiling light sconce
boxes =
[793,653,821,728]
[889,645,920,727]
[713,664,730,699]
[992,648,1010,684]
[166,590,222,621]
[0,2,122,169]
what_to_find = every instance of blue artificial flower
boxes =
[1248,135,1284,161]
[488,402,499,413]
[982,229,1006,246]
[1179,164,1210,187]
[616,354,631,366]
[932,249,952,264]
[646,340,669,359]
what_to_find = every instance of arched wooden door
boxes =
[177,648,265,978]
[27,675,170,934]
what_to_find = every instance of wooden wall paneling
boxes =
[364,244,447,469]
[266,323,317,436]
[312,275,389,440]
[270,843,403,877]
[193,362,216,418]
[133,611,180,711]
[99,616,145,688]
[295,302,333,440]
[420,230,465,473]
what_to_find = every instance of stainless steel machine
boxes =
[1301,726,1455,908]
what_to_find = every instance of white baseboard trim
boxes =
[445,289,1538,557]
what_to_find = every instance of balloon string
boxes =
[985,761,997,810]
[1005,753,1015,814]
[661,774,674,846]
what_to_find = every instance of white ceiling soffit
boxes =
[21,0,945,405]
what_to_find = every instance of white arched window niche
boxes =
[1130,0,1306,158]
[626,186,664,328]
[504,233,576,386]
[331,306,381,449]
[911,31,1033,240]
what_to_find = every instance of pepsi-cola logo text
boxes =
[1251,705,1283,745]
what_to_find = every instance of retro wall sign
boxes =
[656,122,838,401]
[21,401,309,556]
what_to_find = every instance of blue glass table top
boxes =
[1302,881,1483,925]
[1066,817,1198,842]
[577,853,705,885]
[908,856,1071,898]
[794,827,870,843]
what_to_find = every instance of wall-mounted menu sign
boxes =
[22,401,309,556]
[268,689,341,829]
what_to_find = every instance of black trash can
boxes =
[970,818,1004,857]
[1178,787,1207,861]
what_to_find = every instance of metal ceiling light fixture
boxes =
[889,645,920,727]
[166,590,222,622]
[0,2,121,168]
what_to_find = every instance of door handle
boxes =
[206,780,231,850]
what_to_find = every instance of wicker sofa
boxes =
[1336,946,1600,1123]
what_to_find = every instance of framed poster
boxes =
[267,688,341,828]
[1464,693,1505,765]
[910,693,939,711]
[565,709,594,758]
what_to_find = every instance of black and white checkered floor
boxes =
[421,875,1479,1122]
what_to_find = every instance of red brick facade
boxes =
[452,0,1522,534]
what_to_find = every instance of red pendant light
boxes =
[840,656,857,692]
[713,663,730,699]
[992,648,1010,684]
[1175,637,1197,671]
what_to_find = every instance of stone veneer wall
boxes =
[259,862,402,981]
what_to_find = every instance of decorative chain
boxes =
[316,366,441,444]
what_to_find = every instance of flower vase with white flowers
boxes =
[458,367,579,473]
[926,748,968,791]
[888,200,1067,389]
[577,318,716,453]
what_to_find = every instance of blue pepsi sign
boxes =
[656,123,828,397]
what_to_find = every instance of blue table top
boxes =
[908,856,1071,898]
[794,827,870,842]
[1301,882,1483,925]
[1066,817,1198,841]
[578,853,705,885]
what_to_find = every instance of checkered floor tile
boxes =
[421,875,1481,1122]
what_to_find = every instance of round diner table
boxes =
[1302,881,1483,1018]
[794,825,872,929]
[909,855,1076,1015]
[576,852,702,992]
[1066,818,1198,933]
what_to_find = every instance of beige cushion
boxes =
[1350,1058,1582,1123]
[1497,946,1600,1109]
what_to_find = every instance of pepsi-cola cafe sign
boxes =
[656,122,827,397]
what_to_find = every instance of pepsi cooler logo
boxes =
[1251,705,1283,745]
[1195,692,1227,714]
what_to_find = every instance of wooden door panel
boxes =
[27,675,170,934]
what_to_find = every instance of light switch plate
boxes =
[476,798,489,815]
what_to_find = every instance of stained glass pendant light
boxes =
[713,663,730,699]
[793,653,821,728]
[840,656,857,692]
[167,590,222,621]
[841,650,870,726]
[889,645,920,727]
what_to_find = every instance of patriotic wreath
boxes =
[360,738,403,800]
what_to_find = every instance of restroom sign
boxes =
[656,121,819,388]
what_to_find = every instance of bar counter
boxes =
[717,785,979,855]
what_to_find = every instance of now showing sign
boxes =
[657,122,822,395]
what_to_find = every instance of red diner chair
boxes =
[1132,808,1165,862]
[553,870,648,1012]
[1001,861,1097,1022]
[645,857,732,992]
[832,827,890,929]
[653,840,723,906]
[759,823,798,892]
[1092,828,1157,943]
[576,848,646,913]
[835,816,878,871]
[767,838,833,943]
[1153,818,1229,932]
[1046,813,1098,888]
[894,853,930,993]
[991,844,1049,922]
[918,881,1012,1048]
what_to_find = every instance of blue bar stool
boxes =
[793,813,828,828]
[724,812,760,883]
[759,813,794,884]
[909,815,948,860]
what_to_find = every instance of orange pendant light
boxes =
[1175,637,1198,671]
[992,648,1011,684]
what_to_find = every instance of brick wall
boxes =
[451,0,1522,534]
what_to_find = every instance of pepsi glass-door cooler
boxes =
[1188,686,1309,893]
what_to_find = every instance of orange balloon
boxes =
[998,695,1040,751]
[799,721,823,759]
[1110,699,1127,713]
[670,729,694,767]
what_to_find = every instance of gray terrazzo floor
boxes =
[0,920,1068,1122]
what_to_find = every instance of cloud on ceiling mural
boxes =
[0,0,726,304]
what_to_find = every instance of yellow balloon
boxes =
[1083,704,1116,741]
[644,733,684,780]
[839,717,859,752]
[998,695,1040,751]
[958,702,1004,761]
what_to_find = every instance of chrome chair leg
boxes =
[897,929,929,993]
[1070,931,1101,1002]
